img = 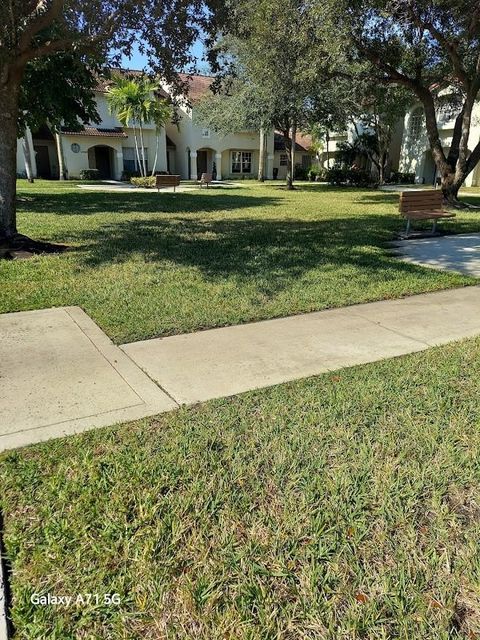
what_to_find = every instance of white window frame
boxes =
[231,151,252,174]
[201,128,211,139]
[279,154,288,166]
[409,112,424,138]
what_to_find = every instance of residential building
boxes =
[16,74,169,181]
[273,132,319,179]
[16,72,322,182]
[398,102,480,187]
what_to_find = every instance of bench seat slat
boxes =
[400,210,455,220]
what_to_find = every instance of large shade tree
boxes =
[0,0,222,247]
[323,0,480,203]
[211,0,340,189]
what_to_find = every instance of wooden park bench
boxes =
[399,189,455,237]
[156,174,181,192]
[199,172,213,188]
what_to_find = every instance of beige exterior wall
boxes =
[273,150,319,180]
[165,101,274,180]
[17,91,168,180]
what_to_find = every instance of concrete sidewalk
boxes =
[122,286,480,404]
[2,286,480,452]
[391,233,480,276]
[0,307,176,452]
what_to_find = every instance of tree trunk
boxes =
[22,135,34,183]
[290,121,297,189]
[138,121,147,177]
[0,80,20,240]
[418,89,471,204]
[284,132,293,190]
[151,130,159,176]
[132,123,142,176]
[258,127,266,182]
[55,129,67,180]
[441,171,464,204]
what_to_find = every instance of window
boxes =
[122,147,136,172]
[302,154,311,169]
[279,154,288,166]
[123,147,148,172]
[201,128,210,138]
[409,111,424,138]
[231,151,252,174]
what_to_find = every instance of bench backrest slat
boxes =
[399,190,443,213]
[156,174,181,187]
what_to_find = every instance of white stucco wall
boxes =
[165,102,274,179]
[399,102,480,187]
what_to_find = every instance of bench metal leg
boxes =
[432,219,437,234]
[405,218,411,236]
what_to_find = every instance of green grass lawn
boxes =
[2,337,480,639]
[1,180,479,343]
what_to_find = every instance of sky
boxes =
[120,39,210,74]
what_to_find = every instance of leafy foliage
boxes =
[18,53,99,134]
[106,74,172,177]
[322,0,480,198]
[130,176,156,188]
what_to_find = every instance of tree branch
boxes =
[18,0,64,52]
[420,19,469,89]
[446,104,466,166]
[466,139,480,175]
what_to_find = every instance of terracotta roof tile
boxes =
[178,73,214,102]
[274,131,314,152]
[62,127,128,138]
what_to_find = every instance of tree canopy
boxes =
[322,0,480,201]
[18,53,99,134]
[0,0,224,243]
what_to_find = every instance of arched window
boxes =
[409,108,424,138]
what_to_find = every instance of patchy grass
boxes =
[1,180,479,343]
[2,337,480,639]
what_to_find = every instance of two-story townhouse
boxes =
[16,73,169,181]
[398,102,480,187]
[163,74,276,180]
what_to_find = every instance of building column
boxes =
[266,154,274,180]
[115,149,124,180]
[215,152,222,181]
[190,150,197,180]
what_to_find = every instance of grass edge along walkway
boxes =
[2,335,480,638]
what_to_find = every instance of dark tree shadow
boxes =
[16,189,281,217]
[55,213,479,300]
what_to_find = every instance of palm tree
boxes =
[106,75,153,177]
[145,98,172,176]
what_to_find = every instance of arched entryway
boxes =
[88,145,115,179]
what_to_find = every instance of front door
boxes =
[34,145,51,178]
[197,150,208,179]
[94,147,112,179]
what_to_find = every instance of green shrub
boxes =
[326,166,376,187]
[79,169,100,180]
[130,176,156,188]
[121,170,140,181]
[294,164,308,180]
[387,171,415,184]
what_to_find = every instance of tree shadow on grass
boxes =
[64,213,473,299]
[16,189,281,217]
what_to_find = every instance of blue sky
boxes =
[120,39,210,74]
